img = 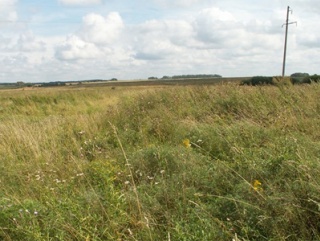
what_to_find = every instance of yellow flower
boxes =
[253,179,263,192]
[183,139,191,148]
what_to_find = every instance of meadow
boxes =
[0,83,320,240]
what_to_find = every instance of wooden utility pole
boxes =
[282,6,297,78]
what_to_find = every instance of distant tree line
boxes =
[241,73,320,86]
[171,74,222,79]
[0,78,118,89]
[148,74,222,80]
[290,73,320,84]
[41,82,66,87]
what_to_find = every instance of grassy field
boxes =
[1,83,320,240]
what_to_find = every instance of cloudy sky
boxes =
[0,0,319,82]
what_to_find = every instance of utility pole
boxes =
[282,6,297,78]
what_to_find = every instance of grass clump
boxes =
[1,84,320,240]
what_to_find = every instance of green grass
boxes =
[1,83,320,240]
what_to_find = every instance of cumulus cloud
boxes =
[58,0,103,6]
[77,12,124,45]
[16,33,46,52]
[0,0,18,22]
[192,7,283,54]
[0,32,46,53]
[193,8,238,45]
[55,35,103,60]
[132,19,194,60]
[134,39,180,60]
[55,12,124,61]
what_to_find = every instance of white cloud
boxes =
[0,0,18,22]
[193,8,238,46]
[132,19,194,60]
[0,32,46,53]
[0,34,12,51]
[55,35,103,60]
[55,12,124,61]
[58,0,103,6]
[297,34,320,49]
[16,33,46,52]
[77,12,124,45]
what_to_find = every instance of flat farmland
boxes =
[1,82,320,240]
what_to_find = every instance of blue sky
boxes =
[1,0,319,82]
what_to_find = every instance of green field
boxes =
[1,83,320,240]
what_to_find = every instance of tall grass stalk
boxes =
[109,121,153,241]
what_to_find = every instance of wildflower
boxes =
[183,139,191,148]
[124,181,130,185]
[253,179,263,192]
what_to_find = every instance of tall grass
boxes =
[1,84,320,240]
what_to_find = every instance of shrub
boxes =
[241,76,273,86]
[303,74,320,83]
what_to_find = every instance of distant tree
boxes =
[303,74,320,84]
[161,76,171,79]
[290,73,310,84]
[110,78,118,81]
[241,76,273,86]
[291,72,309,78]
[148,77,158,80]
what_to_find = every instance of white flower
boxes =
[78,131,85,135]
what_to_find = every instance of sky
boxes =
[0,0,319,83]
